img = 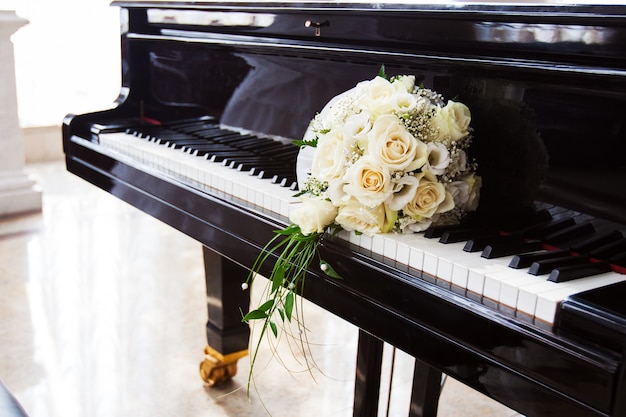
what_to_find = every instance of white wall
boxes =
[0,0,121,128]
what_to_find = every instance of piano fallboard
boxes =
[63,2,626,416]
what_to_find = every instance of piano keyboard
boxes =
[91,120,626,330]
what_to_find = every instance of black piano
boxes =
[63,1,626,416]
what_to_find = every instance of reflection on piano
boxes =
[63,2,626,416]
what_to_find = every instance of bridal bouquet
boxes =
[242,68,481,388]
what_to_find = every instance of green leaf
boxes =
[270,321,278,338]
[275,224,300,235]
[320,261,342,279]
[292,138,318,148]
[284,291,295,322]
[277,308,285,322]
[271,264,287,293]
[378,64,387,80]
[242,309,269,322]
[258,298,275,312]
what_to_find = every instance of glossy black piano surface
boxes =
[63,2,626,416]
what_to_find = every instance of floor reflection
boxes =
[0,161,522,417]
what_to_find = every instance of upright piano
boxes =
[63,1,626,416]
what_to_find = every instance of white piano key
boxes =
[409,246,424,271]
[534,272,626,326]
[396,240,410,266]
[383,235,398,260]
[360,234,373,252]
[372,234,385,256]
[498,274,546,314]
[100,132,300,219]
[422,251,439,278]
[348,230,361,246]
[482,269,534,311]
[96,130,626,330]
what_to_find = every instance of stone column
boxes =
[0,10,41,217]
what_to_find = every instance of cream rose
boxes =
[403,176,454,219]
[367,114,427,172]
[310,128,345,182]
[289,198,338,235]
[431,100,472,143]
[359,76,396,116]
[335,199,386,235]
[343,155,393,207]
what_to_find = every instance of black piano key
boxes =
[195,130,241,140]
[482,240,544,259]
[544,221,595,246]
[237,162,285,173]
[528,255,590,276]
[499,208,552,232]
[589,238,626,260]
[509,249,570,269]
[189,145,239,155]
[463,234,520,253]
[440,227,496,244]
[522,217,576,240]
[168,122,217,133]
[223,157,273,168]
[424,224,462,239]
[249,144,294,157]
[610,253,626,268]
[569,230,624,255]
[548,261,612,283]
[272,175,297,186]
[210,151,260,161]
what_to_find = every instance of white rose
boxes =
[446,180,470,209]
[289,198,338,235]
[405,218,434,233]
[335,199,386,236]
[391,75,415,92]
[343,111,372,151]
[326,178,348,206]
[459,173,481,212]
[446,173,482,212]
[403,176,454,219]
[431,100,472,143]
[392,91,417,113]
[343,155,393,208]
[388,173,423,211]
[311,128,345,182]
[426,142,450,175]
[367,114,428,172]
[359,76,395,116]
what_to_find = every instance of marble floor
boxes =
[0,160,523,417]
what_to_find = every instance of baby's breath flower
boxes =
[303,177,328,196]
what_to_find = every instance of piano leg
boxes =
[353,329,384,417]
[199,246,250,386]
[409,359,442,417]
